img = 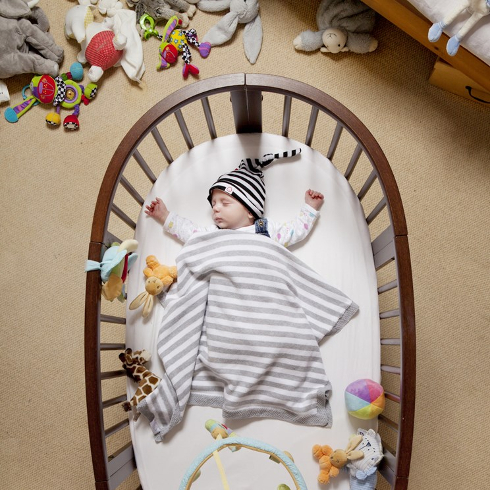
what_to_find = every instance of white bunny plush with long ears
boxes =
[199,0,262,64]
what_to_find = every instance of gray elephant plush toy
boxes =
[0,0,64,82]
[293,0,378,54]
[199,0,262,64]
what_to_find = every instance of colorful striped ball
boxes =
[345,379,385,419]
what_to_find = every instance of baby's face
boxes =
[210,190,254,230]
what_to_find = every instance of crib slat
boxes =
[120,176,144,206]
[378,280,398,294]
[305,106,319,146]
[282,95,292,137]
[100,314,126,324]
[385,391,401,404]
[327,123,343,160]
[105,418,129,438]
[372,225,394,253]
[201,97,217,139]
[381,338,401,345]
[372,226,395,270]
[175,109,194,149]
[344,144,362,180]
[109,460,137,490]
[380,309,400,319]
[231,89,262,133]
[374,243,395,270]
[104,231,121,245]
[366,197,387,224]
[381,365,401,375]
[101,369,126,380]
[102,394,127,409]
[379,414,399,432]
[108,442,133,471]
[107,443,137,490]
[111,204,136,230]
[133,149,157,183]
[100,343,126,351]
[151,128,173,164]
[378,448,396,486]
[358,169,377,201]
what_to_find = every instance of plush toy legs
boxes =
[181,29,211,79]
[350,472,377,490]
[428,0,488,56]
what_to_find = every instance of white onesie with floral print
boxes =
[163,203,319,246]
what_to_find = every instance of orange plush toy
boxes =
[312,435,364,484]
[129,255,177,318]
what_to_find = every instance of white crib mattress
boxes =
[408,0,490,67]
[126,133,380,490]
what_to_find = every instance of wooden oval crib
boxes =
[85,74,415,490]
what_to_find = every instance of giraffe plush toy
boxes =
[119,348,161,420]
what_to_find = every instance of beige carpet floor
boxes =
[1,1,489,489]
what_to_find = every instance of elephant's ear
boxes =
[243,14,262,64]
[0,0,32,18]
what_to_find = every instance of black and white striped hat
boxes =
[208,149,301,218]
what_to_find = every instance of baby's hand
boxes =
[305,189,324,211]
[145,197,169,224]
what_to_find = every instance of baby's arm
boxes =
[269,190,324,247]
[305,189,324,211]
[145,197,215,243]
[145,197,169,224]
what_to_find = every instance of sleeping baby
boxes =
[145,148,324,247]
[137,149,359,442]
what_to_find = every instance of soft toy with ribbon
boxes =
[85,239,139,301]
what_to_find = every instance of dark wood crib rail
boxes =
[85,74,415,490]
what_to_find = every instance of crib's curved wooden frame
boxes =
[85,74,415,490]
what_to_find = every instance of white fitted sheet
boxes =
[409,0,490,67]
[126,133,380,490]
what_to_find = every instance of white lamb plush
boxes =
[293,0,378,54]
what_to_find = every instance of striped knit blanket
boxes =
[138,230,358,442]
